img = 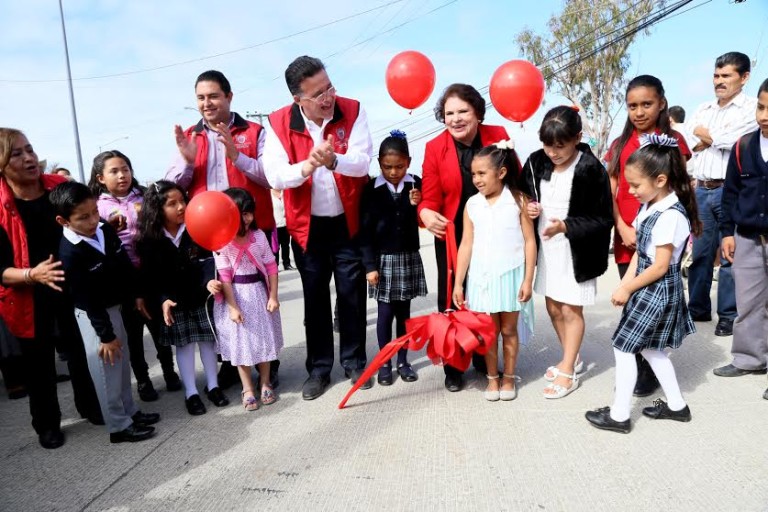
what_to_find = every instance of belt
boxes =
[697,179,724,190]
[232,273,264,284]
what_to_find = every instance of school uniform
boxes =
[59,223,138,434]
[721,130,768,371]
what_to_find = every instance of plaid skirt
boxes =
[159,303,216,347]
[369,251,428,303]
[612,260,695,353]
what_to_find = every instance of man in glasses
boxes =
[263,55,373,400]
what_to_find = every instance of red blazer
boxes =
[418,124,510,223]
[0,174,67,339]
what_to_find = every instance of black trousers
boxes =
[122,305,174,382]
[274,226,292,266]
[434,238,487,377]
[292,215,367,377]
[376,300,410,365]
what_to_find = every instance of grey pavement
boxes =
[1,232,767,512]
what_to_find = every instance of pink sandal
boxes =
[261,386,277,406]
[241,390,259,411]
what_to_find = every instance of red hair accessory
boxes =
[569,105,580,112]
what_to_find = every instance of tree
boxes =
[517,0,658,157]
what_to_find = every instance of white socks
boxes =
[198,341,220,391]
[641,349,686,411]
[175,342,220,399]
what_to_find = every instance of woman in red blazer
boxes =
[417,84,518,392]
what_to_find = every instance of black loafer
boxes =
[642,399,691,422]
[444,374,463,392]
[302,375,330,400]
[713,364,767,377]
[137,380,159,402]
[378,365,393,386]
[345,368,373,390]
[185,394,207,415]
[132,411,161,427]
[38,429,65,449]
[633,356,660,397]
[585,406,631,434]
[714,318,734,337]
[110,424,155,444]
[163,372,182,392]
[206,387,230,407]
[397,364,418,383]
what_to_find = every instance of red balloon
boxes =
[385,50,436,110]
[185,191,240,252]
[489,60,545,122]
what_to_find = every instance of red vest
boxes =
[186,113,275,231]
[268,97,367,249]
[0,174,67,339]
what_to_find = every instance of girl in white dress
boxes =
[520,106,613,399]
[453,142,536,401]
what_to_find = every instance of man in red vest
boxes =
[166,70,278,390]
[263,56,372,400]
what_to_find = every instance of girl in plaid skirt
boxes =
[137,181,230,416]
[359,131,427,386]
[586,135,701,433]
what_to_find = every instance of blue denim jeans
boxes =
[687,186,737,320]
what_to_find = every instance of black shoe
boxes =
[132,411,161,427]
[206,387,230,407]
[110,424,155,444]
[444,374,464,392]
[690,313,712,322]
[163,371,182,392]
[585,406,631,434]
[283,263,295,271]
[56,374,71,383]
[7,385,27,400]
[641,399,691,422]
[714,318,734,337]
[38,429,65,449]
[137,380,159,402]
[185,394,207,415]
[345,368,373,390]
[397,363,418,382]
[85,413,105,426]
[633,355,660,397]
[269,360,280,389]
[216,366,240,390]
[713,363,767,377]
[302,375,330,400]
[378,365,393,386]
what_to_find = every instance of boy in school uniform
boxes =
[51,182,159,443]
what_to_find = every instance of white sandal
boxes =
[499,374,518,401]
[484,374,500,401]
[543,371,580,399]
[544,355,584,382]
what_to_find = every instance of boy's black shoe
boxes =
[163,371,182,392]
[206,387,230,407]
[444,374,463,392]
[345,368,373,390]
[137,380,159,402]
[302,375,329,400]
[642,399,691,422]
[110,424,155,443]
[585,406,631,434]
[185,394,206,415]
[38,429,65,449]
[378,365,393,386]
[132,411,161,427]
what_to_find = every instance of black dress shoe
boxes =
[7,386,28,400]
[283,263,295,271]
[110,424,155,444]
[585,406,631,434]
[397,364,418,382]
[163,372,182,392]
[216,365,240,390]
[206,387,230,407]
[714,318,734,337]
[378,365,393,386]
[86,413,105,426]
[302,375,330,400]
[642,399,691,422]
[185,394,207,415]
[444,374,464,392]
[713,363,767,377]
[137,380,159,402]
[345,368,373,390]
[132,411,161,427]
[38,429,65,449]
[690,313,712,322]
[633,355,660,397]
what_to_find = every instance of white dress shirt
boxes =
[163,224,187,248]
[633,192,690,263]
[63,223,106,255]
[263,104,373,217]
[687,91,758,180]
[761,132,768,162]
[165,113,268,191]
[374,173,415,194]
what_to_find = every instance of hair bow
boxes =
[494,139,515,150]
[639,133,678,148]
[389,129,407,139]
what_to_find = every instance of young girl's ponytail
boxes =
[475,141,523,195]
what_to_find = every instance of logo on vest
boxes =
[334,127,348,152]
[234,134,251,151]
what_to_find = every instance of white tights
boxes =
[610,348,686,422]
[175,342,220,399]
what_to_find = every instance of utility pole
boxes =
[58,0,85,183]
[245,111,267,125]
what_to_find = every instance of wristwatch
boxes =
[329,155,338,170]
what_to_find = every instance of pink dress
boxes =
[213,230,284,366]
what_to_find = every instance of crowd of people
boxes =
[1,50,767,449]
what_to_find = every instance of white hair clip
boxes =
[494,139,515,150]
[639,133,678,148]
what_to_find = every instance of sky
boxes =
[1,0,767,184]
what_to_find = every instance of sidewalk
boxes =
[1,233,766,512]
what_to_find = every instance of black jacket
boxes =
[59,223,135,343]
[721,130,768,238]
[359,175,422,273]
[518,144,613,283]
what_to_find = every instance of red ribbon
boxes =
[338,222,496,409]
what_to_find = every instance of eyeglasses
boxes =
[301,86,336,104]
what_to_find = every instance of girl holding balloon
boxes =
[136,180,230,416]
